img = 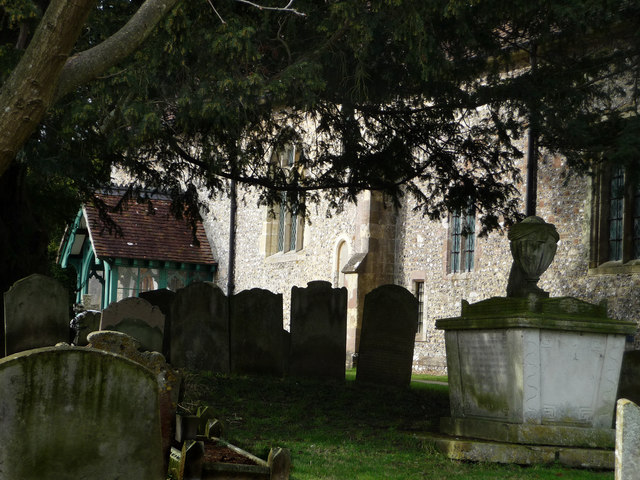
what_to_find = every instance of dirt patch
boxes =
[204,444,258,466]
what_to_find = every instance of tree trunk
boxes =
[0,0,181,179]
[0,0,95,178]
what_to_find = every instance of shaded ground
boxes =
[180,372,613,480]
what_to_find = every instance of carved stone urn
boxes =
[506,216,559,298]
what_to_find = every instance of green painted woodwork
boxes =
[59,208,216,309]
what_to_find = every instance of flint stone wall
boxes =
[0,346,164,480]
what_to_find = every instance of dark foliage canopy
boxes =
[3,0,640,236]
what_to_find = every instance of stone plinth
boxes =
[434,296,635,464]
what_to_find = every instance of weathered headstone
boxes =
[0,346,164,480]
[356,284,418,387]
[230,288,285,376]
[140,288,176,361]
[88,330,181,472]
[616,398,640,479]
[100,296,165,353]
[617,351,640,406]
[70,310,102,346]
[171,282,230,372]
[289,281,347,380]
[268,447,292,480]
[138,288,176,362]
[3,274,70,356]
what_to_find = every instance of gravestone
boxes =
[289,281,347,380]
[140,288,176,361]
[0,346,164,480]
[3,274,70,356]
[70,310,101,346]
[171,282,230,372]
[356,284,418,387]
[616,351,640,406]
[230,288,285,376]
[100,296,165,353]
[616,398,640,479]
[88,330,181,471]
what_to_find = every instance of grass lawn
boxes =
[181,371,613,480]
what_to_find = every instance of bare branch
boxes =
[207,0,226,24]
[233,0,306,17]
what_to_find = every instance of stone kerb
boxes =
[230,288,285,376]
[289,281,347,380]
[139,288,176,361]
[100,296,165,353]
[3,274,70,356]
[0,346,164,480]
[356,284,418,387]
[616,398,640,480]
[171,282,230,372]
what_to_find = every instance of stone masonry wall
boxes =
[201,186,359,329]
[395,152,640,374]
[201,149,640,375]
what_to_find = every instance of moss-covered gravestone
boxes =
[0,346,164,479]
[430,217,636,468]
[100,297,165,353]
[3,274,70,356]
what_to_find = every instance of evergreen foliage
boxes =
[0,0,638,289]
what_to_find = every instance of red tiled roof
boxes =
[84,193,216,265]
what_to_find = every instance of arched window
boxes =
[335,239,349,287]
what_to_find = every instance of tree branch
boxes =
[233,0,306,17]
[54,0,181,102]
[0,0,96,178]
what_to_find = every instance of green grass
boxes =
[181,371,613,480]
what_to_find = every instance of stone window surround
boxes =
[446,206,476,274]
[333,236,351,288]
[589,165,640,275]
[264,249,306,264]
[410,270,426,341]
[261,143,305,257]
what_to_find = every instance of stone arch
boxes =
[333,235,351,288]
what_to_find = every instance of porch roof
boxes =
[82,192,216,266]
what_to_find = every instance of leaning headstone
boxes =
[100,296,165,353]
[140,288,176,361]
[171,282,230,372]
[230,288,285,376]
[0,346,164,480]
[3,274,70,356]
[356,284,418,387]
[289,281,347,380]
[70,310,101,346]
[616,398,640,480]
[87,330,181,474]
